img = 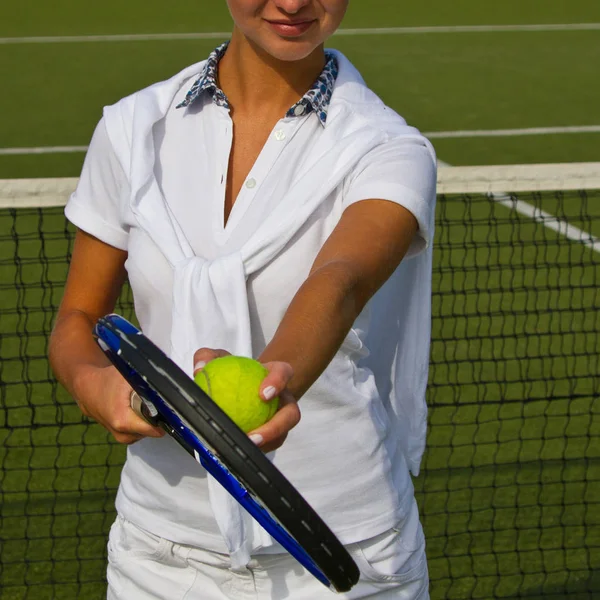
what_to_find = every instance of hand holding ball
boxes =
[194,356,279,433]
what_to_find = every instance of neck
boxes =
[218,29,326,117]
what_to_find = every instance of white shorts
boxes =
[106,505,429,600]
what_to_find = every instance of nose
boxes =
[274,0,311,14]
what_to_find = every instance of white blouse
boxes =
[65,50,437,564]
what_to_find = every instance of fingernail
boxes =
[249,434,263,446]
[263,386,276,400]
[194,361,206,372]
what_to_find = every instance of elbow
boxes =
[309,260,365,320]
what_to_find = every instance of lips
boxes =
[265,19,316,38]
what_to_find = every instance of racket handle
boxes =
[130,391,159,425]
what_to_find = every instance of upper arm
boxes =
[57,230,128,323]
[343,136,436,257]
[310,137,436,308]
[309,200,419,309]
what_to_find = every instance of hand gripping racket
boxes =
[94,313,359,593]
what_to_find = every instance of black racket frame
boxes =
[96,315,359,593]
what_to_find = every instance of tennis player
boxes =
[49,0,437,598]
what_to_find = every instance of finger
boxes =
[193,348,230,374]
[259,361,294,402]
[112,431,145,445]
[254,435,287,455]
[248,392,300,453]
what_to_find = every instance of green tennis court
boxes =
[1,1,599,598]
[1,0,599,176]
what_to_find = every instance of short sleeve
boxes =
[64,117,130,250]
[343,137,437,257]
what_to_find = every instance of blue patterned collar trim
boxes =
[177,42,230,110]
[285,52,338,126]
[177,42,338,126]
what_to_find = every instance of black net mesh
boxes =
[1,188,599,599]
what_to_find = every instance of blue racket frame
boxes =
[94,314,359,592]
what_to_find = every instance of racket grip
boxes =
[130,391,159,425]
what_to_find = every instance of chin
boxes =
[263,41,322,62]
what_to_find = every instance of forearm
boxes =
[259,262,362,400]
[49,230,128,403]
[49,311,112,404]
[49,307,164,442]
[259,201,419,400]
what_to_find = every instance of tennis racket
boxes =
[94,313,360,593]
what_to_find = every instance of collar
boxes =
[176,42,338,126]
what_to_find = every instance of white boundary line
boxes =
[490,193,600,254]
[1,23,599,44]
[337,23,600,34]
[3,126,600,156]
[0,146,88,156]
[0,32,230,45]
[426,125,600,139]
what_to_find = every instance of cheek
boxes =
[321,0,349,34]
[225,0,260,25]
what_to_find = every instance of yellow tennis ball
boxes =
[193,356,279,433]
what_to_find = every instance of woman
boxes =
[49,1,437,598]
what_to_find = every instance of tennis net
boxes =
[1,162,599,599]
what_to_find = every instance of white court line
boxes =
[0,146,88,155]
[437,161,600,254]
[1,23,599,44]
[3,125,599,156]
[426,125,600,139]
[490,193,600,254]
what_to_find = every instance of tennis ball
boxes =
[194,356,279,433]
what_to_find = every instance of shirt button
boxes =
[245,178,257,189]
[293,105,305,116]
[274,129,286,141]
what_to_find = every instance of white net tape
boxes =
[0,177,78,208]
